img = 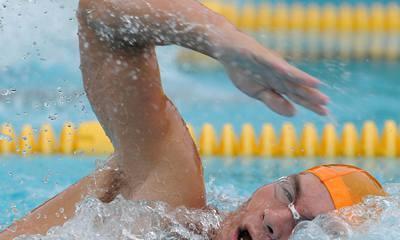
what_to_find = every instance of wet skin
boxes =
[215,173,335,240]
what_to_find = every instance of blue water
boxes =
[1,156,400,230]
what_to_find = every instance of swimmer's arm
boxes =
[0,161,121,239]
[78,0,235,58]
[79,0,328,116]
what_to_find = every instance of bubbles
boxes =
[48,113,58,121]
[290,221,330,240]
[0,88,17,96]
[12,175,248,240]
[206,177,246,212]
[16,196,222,240]
[291,214,352,240]
[0,133,12,142]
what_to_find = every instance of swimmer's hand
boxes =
[218,33,329,116]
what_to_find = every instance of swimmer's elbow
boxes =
[77,0,150,47]
[77,0,116,36]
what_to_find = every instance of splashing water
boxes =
[0,89,17,96]
[16,196,223,240]
[0,133,12,142]
[14,179,243,240]
[13,183,400,240]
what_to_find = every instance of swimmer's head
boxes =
[306,164,386,209]
[215,164,386,240]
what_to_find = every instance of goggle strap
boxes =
[288,202,301,221]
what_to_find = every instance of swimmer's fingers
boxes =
[254,52,321,88]
[284,81,330,106]
[256,90,296,117]
[230,71,295,116]
[287,93,329,116]
[283,63,322,88]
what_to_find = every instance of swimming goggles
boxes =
[275,176,305,224]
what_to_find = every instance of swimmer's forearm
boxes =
[0,161,121,239]
[0,180,90,239]
[78,0,241,58]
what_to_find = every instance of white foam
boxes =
[16,183,400,240]
[16,196,222,240]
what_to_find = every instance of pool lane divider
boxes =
[175,2,400,61]
[202,2,400,33]
[0,121,399,158]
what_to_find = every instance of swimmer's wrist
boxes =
[207,25,245,60]
[180,19,238,60]
[210,28,256,62]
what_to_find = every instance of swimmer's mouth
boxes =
[238,228,252,240]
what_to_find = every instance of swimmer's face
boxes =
[215,173,334,240]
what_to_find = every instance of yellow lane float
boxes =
[0,121,399,158]
[201,1,400,33]
[174,2,400,62]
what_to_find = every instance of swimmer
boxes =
[0,0,386,239]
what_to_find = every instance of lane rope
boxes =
[202,2,400,33]
[0,121,399,158]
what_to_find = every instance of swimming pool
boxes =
[2,156,400,228]
[1,0,400,239]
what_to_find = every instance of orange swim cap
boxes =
[306,164,387,209]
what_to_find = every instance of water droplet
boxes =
[43,176,49,184]
[11,206,18,214]
[0,89,16,96]
[48,114,58,121]
[0,134,12,142]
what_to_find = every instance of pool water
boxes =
[2,156,400,230]
[1,0,400,239]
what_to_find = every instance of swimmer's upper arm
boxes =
[77,0,206,209]
[77,0,235,53]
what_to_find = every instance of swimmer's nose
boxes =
[263,208,293,239]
